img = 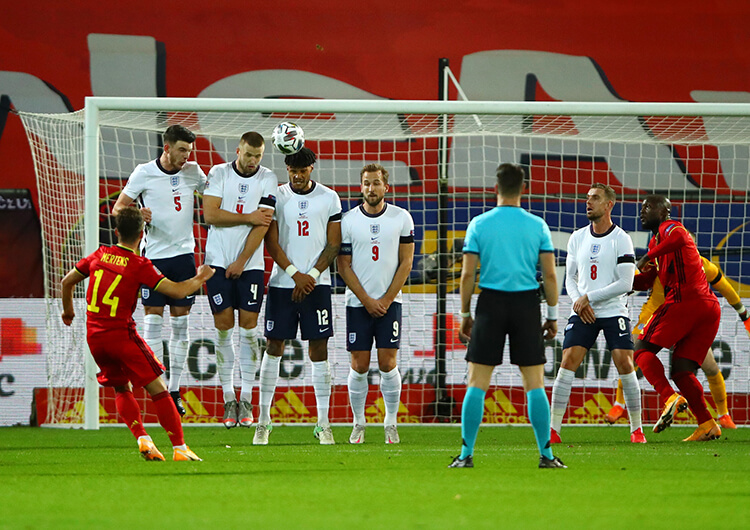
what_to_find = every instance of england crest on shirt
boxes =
[370,224,380,235]
[590,243,601,255]
[239,182,249,194]
[298,200,308,210]
[170,175,180,188]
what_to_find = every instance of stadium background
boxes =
[2,0,750,425]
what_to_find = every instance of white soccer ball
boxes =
[272,121,305,155]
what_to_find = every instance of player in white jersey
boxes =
[111,125,207,415]
[256,147,342,446]
[337,164,415,445]
[550,183,645,443]
[202,132,277,428]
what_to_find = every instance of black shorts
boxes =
[141,253,196,307]
[345,303,402,351]
[562,315,634,351]
[205,268,265,314]
[465,289,545,367]
[264,285,333,341]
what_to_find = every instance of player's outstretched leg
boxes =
[115,389,164,461]
[150,389,202,461]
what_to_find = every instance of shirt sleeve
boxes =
[121,166,145,200]
[328,191,343,222]
[704,257,741,305]
[339,214,352,255]
[565,232,582,301]
[139,259,166,290]
[400,210,415,244]
[463,218,479,255]
[647,222,690,260]
[539,220,554,253]
[74,251,96,278]
[196,166,208,195]
[259,174,278,210]
[203,166,223,199]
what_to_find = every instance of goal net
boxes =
[18,98,750,428]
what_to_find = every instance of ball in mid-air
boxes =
[272,121,305,154]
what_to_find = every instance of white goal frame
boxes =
[72,97,750,429]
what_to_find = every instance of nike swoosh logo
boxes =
[619,332,628,337]
[390,338,399,343]
[319,328,330,333]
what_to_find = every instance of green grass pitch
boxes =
[1,425,749,529]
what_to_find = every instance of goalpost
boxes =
[18,97,750,429]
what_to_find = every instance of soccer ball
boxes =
[272,122,305,155]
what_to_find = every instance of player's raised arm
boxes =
[60,268,86,326]
[156,264,215,300]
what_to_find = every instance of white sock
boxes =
[551,367,575,432]
[348,368,369,427]
[238,326,260,403]
[258,354,281,424]
[168,315,189,392]
[620,370,643,432]
[143,314,164,364]
[215,328,236,403]
[380,367,402,427]
[311,360,331,427]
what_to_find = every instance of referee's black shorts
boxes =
[465,288,546,367]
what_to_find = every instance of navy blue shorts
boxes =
[345,303,402,352]
[562,315,634,351]
[264,285,333,341]
[205,268,265,314]
[141,253,197,307]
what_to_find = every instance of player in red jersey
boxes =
[632,195,722,441]
[60,207,215,461]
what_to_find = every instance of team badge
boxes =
[141,287,150,299]
[349,332,357,343]
[298,200,308,210]
[370,224,380,235]
[170,176,180,187]
[266,320,275,332]
[590,244,601,255]
[212,293,223,305]
[239,183,249,194]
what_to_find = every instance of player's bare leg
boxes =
[612,348,645,443]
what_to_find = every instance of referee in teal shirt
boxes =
[449,163,566,469]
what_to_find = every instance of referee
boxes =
[448,163,566,469]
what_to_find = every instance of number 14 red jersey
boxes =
[75,244,165,334]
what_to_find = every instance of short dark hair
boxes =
[285,147,317,168]
[360,163,389,185]
[163,125,196,145]
[240,131,265,148]
[496,163,525,197]
[591,182,616,203]
[115,206,144,242]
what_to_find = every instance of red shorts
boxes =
[87,327,164,388]
[639,298,720,364]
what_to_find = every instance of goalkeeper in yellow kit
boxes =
[606,234,749,429]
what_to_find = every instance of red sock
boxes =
[115,391,148,439]
[152,391,185,446]
[633,350,674,402]
[673,371,712,424]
